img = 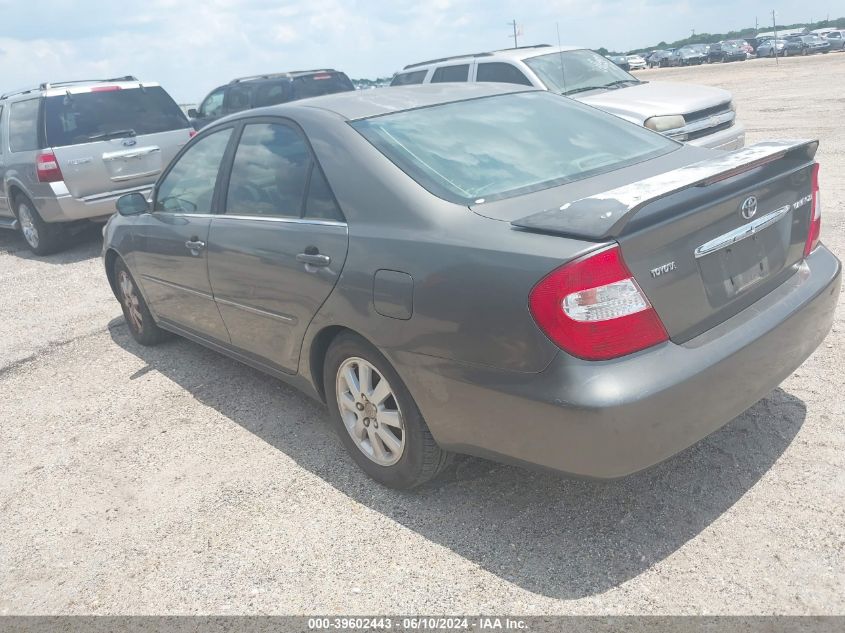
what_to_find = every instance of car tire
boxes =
[801,48,808,56]
[113,257,170,346]
[14,194,64,256]
[324,332,452,489]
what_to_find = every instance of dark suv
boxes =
[707,41,747,63]
[189,70,354,129]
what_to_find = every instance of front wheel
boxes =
[324,333,452,489]
[113,258,170,346]
[15,195,64,256]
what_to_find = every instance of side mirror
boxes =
[116,192,150,216]
[188,108,199,118]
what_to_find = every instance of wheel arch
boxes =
[307,325,389,403]
[104,248,121,298]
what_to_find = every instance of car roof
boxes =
[288,83,538,121]
[401,44,583,71]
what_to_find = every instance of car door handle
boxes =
[185,239,206,251]
[296,252,331,267]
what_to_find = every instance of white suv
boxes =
[391,45,745,151]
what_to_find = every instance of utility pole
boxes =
[508,20,519,48]
[772,9,778,66]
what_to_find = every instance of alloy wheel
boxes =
[336,357,405,466]
[118,270,143,333]
[17,203,39,249]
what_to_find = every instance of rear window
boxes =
[44,86,189,147]
[351,91,678,204]
[291,72,354,100]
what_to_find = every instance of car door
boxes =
[0,104,9,219]
[131,125,235,342]
[207,118,348,374]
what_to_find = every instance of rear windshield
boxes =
[352,91,678,204]
[291,73,354,100]
[44,86,189,147]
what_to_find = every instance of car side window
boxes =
[0,105,4,154]
[200,88,225,118]
[254,83,289,107]
[476,63,532,86]
[390,70,427,86]
[8,98,40,153]
[225,123,310,218]
[226,85,252,114]
[305,164,344,221]
[431,64,469,83]
[155,128,233,214]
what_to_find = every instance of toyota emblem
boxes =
[740,195,758,220]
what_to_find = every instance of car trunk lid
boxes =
[510,139,819,342]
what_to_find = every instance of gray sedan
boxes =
[103,84,840,489]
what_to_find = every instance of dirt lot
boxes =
[1,54,843,615]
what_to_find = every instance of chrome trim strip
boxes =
[139,274,214,300]
[159,213,347,227]
[694,205,791,259]
[103,146,161,161]
[215,297,298,324]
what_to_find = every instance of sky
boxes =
[0,0,836,103]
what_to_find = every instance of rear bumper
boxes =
[687,121,746,150]
[396,246,840,479]
[34,182,153,223]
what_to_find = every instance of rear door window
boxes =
[390,70,427,86]
[305,165,344,221]
[431,64,470,83]
[44,86,188,148]
[225,123,310,218]
[9,98,40,152]
[476,63,532,86]
[225,85,253,114]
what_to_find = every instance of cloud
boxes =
[0,0,828,103]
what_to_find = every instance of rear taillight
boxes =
[36,151,64,183]
[189,129,197,138]
[529,245,669,361]
[803,162,821,257]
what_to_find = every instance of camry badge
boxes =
[741,195,758,220]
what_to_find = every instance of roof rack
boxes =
[229,69,338,83]
[39,75,139,90]
[402,45,553,70]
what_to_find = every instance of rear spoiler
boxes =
[510,139,818,241]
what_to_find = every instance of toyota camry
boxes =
[103,84,840,488]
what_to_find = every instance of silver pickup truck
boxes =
[391,44,745,151]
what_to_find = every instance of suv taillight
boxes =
[36,151,64,183]
[529,245,669,361]
[803,163,821,257]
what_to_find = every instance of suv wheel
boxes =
[324,333,452,489]
[15,195,63,256]
[113,258,170,346]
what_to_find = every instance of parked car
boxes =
[823,30,845,51]
[0,76,193,255]
[708,41,747,63]
[646,50,673,68]
[605,55,631,71]
[727,40,754,58]
[783,35,831,55]
[189,69,354,129]
[745,37,769,54]
[626,54,647,70]
[670,46,707,66]
[390,45,745,150]
[103,84,839,488]
[756,38,788,57]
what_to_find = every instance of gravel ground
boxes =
[1,54,843,616]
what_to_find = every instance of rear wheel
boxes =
[113,258,170,346]
[14,195,64,256]
[324,333,452,489]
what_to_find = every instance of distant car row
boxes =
[606,30,845,70]
[1,42,749,255]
